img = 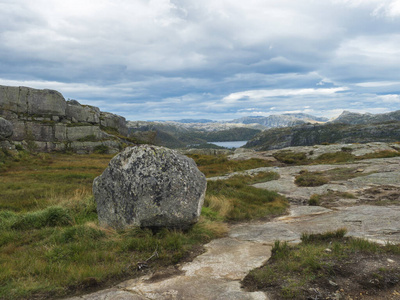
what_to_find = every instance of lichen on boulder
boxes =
[93,145,207,230]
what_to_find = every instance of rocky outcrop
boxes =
[100,112,129,137]
[0,85,130,153]
[93,145,207,229]
[246,122,400,150]
[65,100,100,124]
[0,117,13,140]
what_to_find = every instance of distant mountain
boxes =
[231,113,328,128]
[173,119,216,124]
[127,121,261,148]
[245,121,400,151]
[331,110,400,125]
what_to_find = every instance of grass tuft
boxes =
[301,228,347,244]
[294,170,329,187]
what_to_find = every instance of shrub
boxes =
[273,151,308,165]
[15,144,24,151]
[308,194,321,206]
[93,145,109,154]
[294,171,329,187]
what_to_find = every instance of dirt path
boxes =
[69,157,400,300]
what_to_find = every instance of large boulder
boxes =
[93,145,207,229]
[66,100,100,124]
[0,117,13,139]
[100,112,128,136]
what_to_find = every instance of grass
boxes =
[273,151,308,165]
[0,152,114,212]
[243,229,400,299]
[273,149,400,166]
[187,154,272,177]
[313,151,356,164]
[0,150,285,299]
[205,172,287,221]
[308,191,356,206]
[295,166,373,188]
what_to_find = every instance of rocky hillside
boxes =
[0,85,132,154]
[245,122,400,150]
[331,109,400,125]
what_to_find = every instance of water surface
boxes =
[208,141,247,149]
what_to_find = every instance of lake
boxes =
[208,141,248,149]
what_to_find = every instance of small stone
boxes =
[387,258,395,263]
[329,280,338,286]
[325,248,332,253]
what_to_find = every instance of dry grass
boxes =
[204,195,233,219]
[187,154,272,177]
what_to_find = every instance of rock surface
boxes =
[0,117,13,139]
[93,145,207,229]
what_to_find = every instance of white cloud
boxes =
[377,94,400,103]
[222,87,348,104]
[355,81,400,87]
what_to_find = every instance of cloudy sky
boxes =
[1,0,400,121]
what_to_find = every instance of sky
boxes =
[1,0,400,121]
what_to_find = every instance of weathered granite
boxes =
[100,111,128,136]
[0,117,13,139]
[66,126,110,141]
[66,100,100,124]
[93,145,207,229]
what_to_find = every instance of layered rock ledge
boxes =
[0,85,130,153]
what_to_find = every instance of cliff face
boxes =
[0,85,130,153]
[245,122,400,150]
